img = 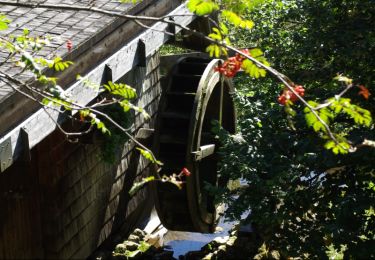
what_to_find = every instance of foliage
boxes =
[212,0,375,258]
[136,148,162,166]
[1,2,375,258]
[215,75,375,258]
[187,0,219,16]
[129,167,191,196]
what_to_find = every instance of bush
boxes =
[214,0,375,258]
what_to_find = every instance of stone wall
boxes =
[0,52,162,259]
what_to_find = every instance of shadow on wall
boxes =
[0,54,161,259]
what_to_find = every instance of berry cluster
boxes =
[278,85,305,105]
[180,167,191,177]
[66,39,73,52]
[214,49,250,78]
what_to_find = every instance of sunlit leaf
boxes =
[104,81,137,99]
[222,10,254,29]
[129,176,155,196]
[0,14,10,31]
[137,148,163,165]
[187,0,219,16]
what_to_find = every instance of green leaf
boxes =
[313,121,324,132]
[137,147,163,165]
[88,115,110,135]
[138,241,151,253]
[206,44,227,58]
[21,51,41,75]
[137,148,162,165]
[219,22,229,35]
[129,176,155,196]
[41,96,71,110]
[104,81,137,99]
[249,48,263,57]
[187,0,219,16]
[241,59,267,78]
[329,98,372,127]
[333,74,352,85]
[48,57,73,72]
[222,10,254,29]
[323,136,350,154]
[304,101,333,133]
[0,14,10,31]
[119,100,150,119]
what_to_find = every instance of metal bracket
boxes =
[0,137,12,172]
[192,144,215,161]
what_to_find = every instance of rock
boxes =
[214,226,224,233]
[184,250,205,260]
[213,236,229,245]
[111,254,126,260]
[123,241,139,251]
[226,236,237,247]
[133,228,146,239]
[230,229,238,236]
[153,250,175,260]
[146,233,163,248]
[216,245,227,259]
[114,244,127,254]
[202,252,213,260]
[128,234,140,243]
[93,250,111,260]
[238,223,254,237]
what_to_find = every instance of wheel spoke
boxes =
[192,144,215,161]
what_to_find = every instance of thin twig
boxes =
[1,70,159,162]
[133,19,174,36]
[313,83,354,110]
[0,1,350,150]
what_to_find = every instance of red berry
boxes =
[278,85,305,105]
[181,167,191,177]
[66,39,73,52]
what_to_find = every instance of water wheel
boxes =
[152,57,236,233]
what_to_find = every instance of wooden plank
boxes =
[0,4,196,173]
[192,144,216,161]
[0,158,44,259]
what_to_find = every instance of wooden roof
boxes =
[0,0,171,134]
